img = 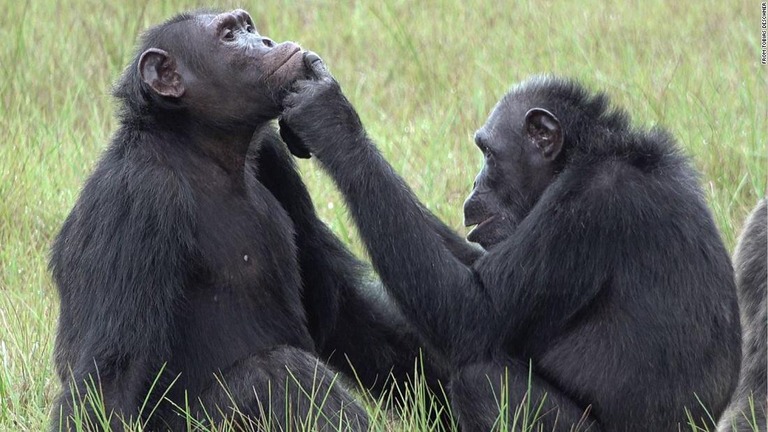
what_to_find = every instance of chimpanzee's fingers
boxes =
[278,118,311,159]
[303,51,328,79]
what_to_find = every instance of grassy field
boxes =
[0,0,765,430]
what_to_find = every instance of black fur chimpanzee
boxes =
[279,58,742,431]
[50,10,450,431]
[719,198,767,431]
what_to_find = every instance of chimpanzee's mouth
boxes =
[465,214,495,229]
[466,215,495,239]
[265,45,302,79]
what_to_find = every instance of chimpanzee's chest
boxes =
[166,174,312,403]
[192,178,301,305]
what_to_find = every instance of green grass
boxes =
[0,0,765,430]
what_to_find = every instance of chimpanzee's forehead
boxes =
[196,13,221,27]
[196,10,258,31]
[189,13,242,37]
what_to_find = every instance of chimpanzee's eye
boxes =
[222,29,235,41]
[245,24,255,33]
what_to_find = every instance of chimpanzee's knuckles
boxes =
[286,81,335,112]
[308,78,341,104]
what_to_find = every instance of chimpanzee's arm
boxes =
[280,83,499,364]
[424,211,484,266]
[265,124,481,267]
[472,175,616,343]
[251,128,450,394]
[49,157,196,431]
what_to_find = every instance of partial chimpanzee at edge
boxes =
[279,59,742,431]
[719,198,767,432]
[50,10,451,431]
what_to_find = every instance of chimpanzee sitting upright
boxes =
[49,10,451,431]
[279,58,742,431]
[718,198,767,431]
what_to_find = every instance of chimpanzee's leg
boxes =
[195,346,369,432]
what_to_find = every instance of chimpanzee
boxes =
[279,58,742,431]
[719,198,767,431]
[49,10,451,431]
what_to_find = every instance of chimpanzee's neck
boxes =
[184,120,267,179]
[194,132,251,174]
[127,112,270,180]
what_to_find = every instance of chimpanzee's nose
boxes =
[261,37,275,48]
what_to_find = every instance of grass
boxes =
[0,0,765,430]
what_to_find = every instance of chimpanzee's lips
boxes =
[265,44,302,78]
[466,215,495,240]
[464,214,495,228]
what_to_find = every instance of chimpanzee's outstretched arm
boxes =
[279,83,498,364]
[424,209,484,266]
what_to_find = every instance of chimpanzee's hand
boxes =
[279,52,364,160]
[278,118,310,159]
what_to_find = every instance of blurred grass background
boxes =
[0,0,765,430]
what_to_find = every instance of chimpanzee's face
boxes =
[139,9,308,128]
[463,94,563,250]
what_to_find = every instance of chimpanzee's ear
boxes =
[524,108,563,161]
[138,48,185,98]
